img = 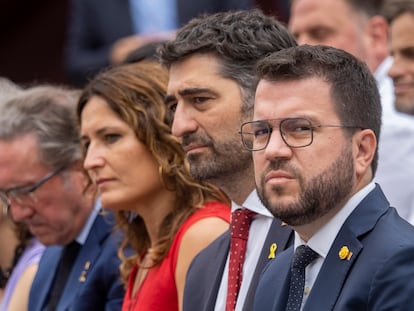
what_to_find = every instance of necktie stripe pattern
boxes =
[286,245,318,311]
[225,209,256,311]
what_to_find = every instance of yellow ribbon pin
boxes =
[338,246,353,260]
[268,243,277,259]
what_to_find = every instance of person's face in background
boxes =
[388,12,414,115]
[289,0,375,71]
[80,96,165,213]
[0,134,89,246]
[166,53,252,185]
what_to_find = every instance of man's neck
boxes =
[211,171,255,206]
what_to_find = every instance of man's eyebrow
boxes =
[165,88,214,104]
[178,88,212,96]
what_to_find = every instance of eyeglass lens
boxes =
[0,167,64,209]
[241,118,314,150]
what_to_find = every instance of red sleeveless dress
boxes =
[122,201,230,311]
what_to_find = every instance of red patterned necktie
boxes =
[225,209,256,311]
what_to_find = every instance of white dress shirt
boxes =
[214,190,273,311]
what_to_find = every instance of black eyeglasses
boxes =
[0,166,66,211]
[239,117,362,151]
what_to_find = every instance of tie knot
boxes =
[230,209,256,240]
[292,245,318,270]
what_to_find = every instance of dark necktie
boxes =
[44,241,81,311]
[225,209,256,311]
[286,245,319,311]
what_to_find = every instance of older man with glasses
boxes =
[0,85,125,311]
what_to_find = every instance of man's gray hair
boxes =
[0,84,82,169]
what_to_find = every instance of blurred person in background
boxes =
[0,201,18,304]
[383,0,414,116]
[382,0,414,223]
[64,0,252,86]
[0,214,44,311]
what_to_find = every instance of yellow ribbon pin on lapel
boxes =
[338,246,353,260]
[268,243,277,259]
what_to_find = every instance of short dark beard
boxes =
[184,132,252,183]
[258,145,354,226]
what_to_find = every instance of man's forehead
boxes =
[168,58,225,93]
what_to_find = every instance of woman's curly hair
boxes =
[77,61,229,284]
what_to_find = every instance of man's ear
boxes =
[353,129,376,178]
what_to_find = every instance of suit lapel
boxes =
[252,246,293,311]
[243,218,293,311]
[31,246,63,311]
[57,213,112,310]
[304,227,362,311]
[304,185,390,311]
[205,231,231,310]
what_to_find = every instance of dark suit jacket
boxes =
[28,212,124,311]
[65,0,252,86]
[254,185,414,311]
[183,217,293,311]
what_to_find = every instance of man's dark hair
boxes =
[381,0,414,24]
[158,9,297,114]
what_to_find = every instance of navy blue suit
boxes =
[28,212,124,311]
[254,185,414,311]
[183,218,293,311]
[65,0,252,86]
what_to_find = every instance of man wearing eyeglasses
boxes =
[0,85,125,311]
[251,45,414,311]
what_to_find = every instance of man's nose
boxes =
[8,200,35,222]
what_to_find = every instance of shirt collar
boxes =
[75,199,101,245]
[295,182,375,257]
[231,189,274,218]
